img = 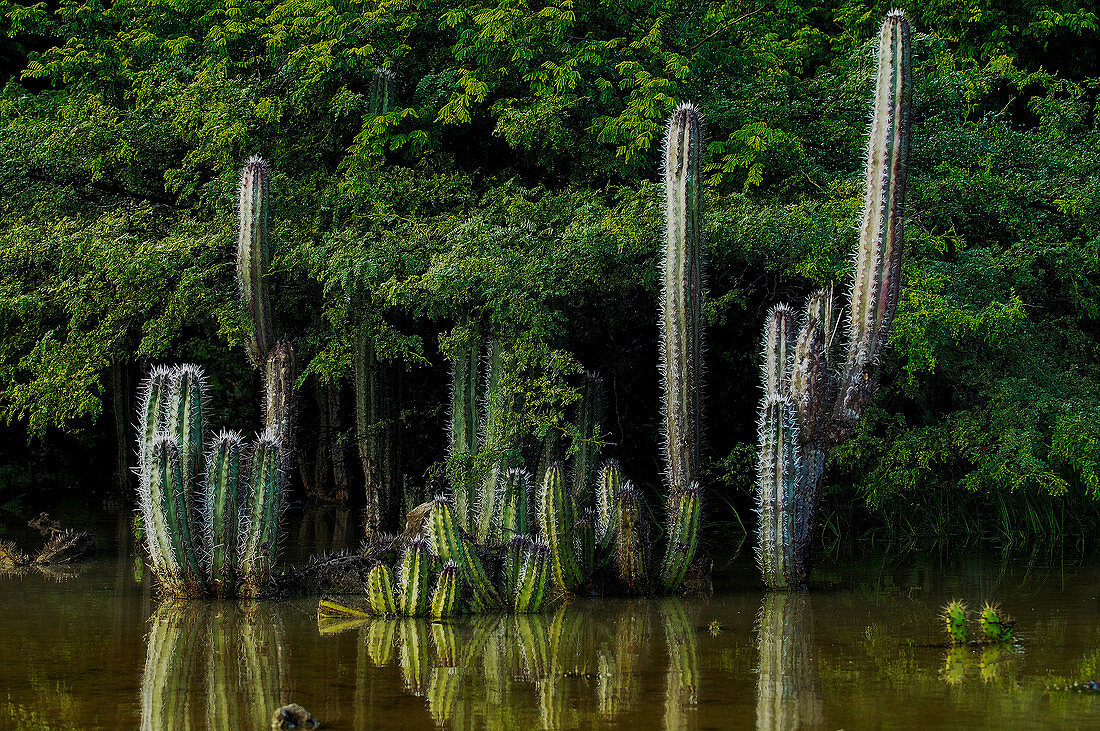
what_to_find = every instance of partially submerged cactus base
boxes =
[136,365,288,598]
[755,11,913,590]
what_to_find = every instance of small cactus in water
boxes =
[430,562,460,619]
[538,464,585,591]
[367,563,398,616]
[979,603,1014,644]
[942,600,969,645]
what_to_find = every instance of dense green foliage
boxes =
[2,0,1099,546]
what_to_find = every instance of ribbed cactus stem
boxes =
[512,540,552,614]
[790,292,835,446]
[497,467,530,543]
[152,437,203,596]
[614,482,649,594]
[167,365,205,518]
[430,562,460,619]
[136,367,172,580]
[837,9,912,436]
[237,156,274,369]
[203,430,244,597]
[571,372,604,504]
[367,563,397,616]
[369,68,396,116]
[538,464,585,591]
[660,483,702,592]
[427,497,503,611]
[595,460,621,563]
[659,101,705,496]
[477,340,511,542]
[398,538,431,617]
[448,337,479,532]
[755,395,801,589]
[239,431,284,598]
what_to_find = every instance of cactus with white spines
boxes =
[135,365,288,598]
[659,101,705,500]
[368,68,396,117]
[237,156,274,370]
[448,334,480,532]
[755,11,913,590]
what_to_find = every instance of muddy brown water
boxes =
[2,512,1100,729]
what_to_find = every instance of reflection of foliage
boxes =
[141,602,286,731]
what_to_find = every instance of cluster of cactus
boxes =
[321,495,553,616]
[136,156,293,599]
[940,599,1016,645]
[136,365,286,598]
[425,102,708,606]
[755,10,913,590]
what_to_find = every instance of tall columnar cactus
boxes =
[659,101,704,497]
[477,340,512,542]
[538,464,585,591]
[368,68,396,117]
[237,156,273,369]
[136,365,288,598]
[657,102,706,593]
[571,372,604,504]
[354,334,401,538]
[448,333,480,532]
[755,11,912,590]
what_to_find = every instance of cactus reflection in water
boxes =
[141,602,287,731]
[755,11,913,590]
[755,592,823,730]
[322,601,704,730]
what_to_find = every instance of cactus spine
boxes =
[755,11,912,590]
[943,600,969,645]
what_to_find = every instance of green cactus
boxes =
[477,340,511,542]
[237,156,274,369]
[354,334,401,538]
[238,432,285,598]
[496,467,530,544]
[427,497,503,612]
[942,600,969,645]
[755,11,913,590]
[263,341,295,460]
[659,482,701,592]
[368,67,396,116]
[203,430,243,597]
[430,562,460,619]
[571,372,604,504]
[659,101,704,499]
[367,562,398,616]
[511,540,552,614]
[595,460,621,563]
[150,436,203,596]
[979,603,1014,644]
[398,538,431,617]
[166,364,204,514]
[538,464,585,591]
[448,334,480,532]
[614,482,649,594]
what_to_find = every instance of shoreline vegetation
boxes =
[2,1,1099,558]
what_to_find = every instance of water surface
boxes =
[2,513,1099,729]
